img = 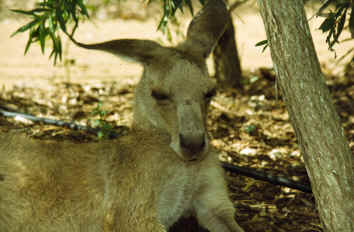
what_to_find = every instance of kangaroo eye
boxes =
[205,89,216,100]
[151,90,169,101]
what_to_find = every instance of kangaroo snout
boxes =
[177,102,207,158]
[179,132,206,155]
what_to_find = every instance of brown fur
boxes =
[0,0,244,231]
[0,130,243,232]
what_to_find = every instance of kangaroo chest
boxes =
[156,165,201,229]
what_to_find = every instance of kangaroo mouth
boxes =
[169,139,208,163]
[180,149,207,163]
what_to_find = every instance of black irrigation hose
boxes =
[0,108,312,193]
[222,162,312,193]
[0,108,120,138]
[1,109,89,130]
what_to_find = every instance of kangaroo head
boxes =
[70,0,228,161]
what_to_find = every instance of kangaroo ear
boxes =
[179,0,228,59]
[70,38,166,63]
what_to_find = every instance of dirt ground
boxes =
[0,1,353,232]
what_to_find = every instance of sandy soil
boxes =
[0,4,353,89]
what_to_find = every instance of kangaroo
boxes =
[0,0,245,231]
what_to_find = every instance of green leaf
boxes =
[70,5,78,24]
[11,8,51,17]
[24,39,33,55]
[103,123,113,131]
[255,39,268,46]
[77,0,89,17]
[11,18,39,37]
[48,30,56,45]
[335,4,346,18]
[326,27,335,50]
[48,31,57,58]
[335,8,347,41]
[245,124,257,134]
[97,131,104,139]
[48,15,56,33]
[30,8,51,13]
[99,110,107,117]
[319,13,335,33]
[261,44,268,53]
[250,76,259,83]
[31,27,40,40]
[10,9,35,15]
[37,2,48,8]
[49,48,55,59]
[57,35,62,61]
[158,15,168,32]
[56,8,67,32]
[54,52,58,65]
[39,23,47,54]
[50,33,63,64]
[24,29,35,55]
[255,39,268,52]
[317,0,334,15]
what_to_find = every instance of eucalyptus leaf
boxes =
[77,0,89,17]
[56,8,67,32]
[10,9,36,16]
[24,29,35,55]
[48,16,56,33]
[317,0,334,15]
[261,44,268,53]
[255,40,268,46]
[335,4,346,18]
[49,48,55,59]
[39,23,47,54]
[255,39,268,52]
[57,35,62,61]
[319,13,335,33]
[336,8,347,40]
[11,18,39,37]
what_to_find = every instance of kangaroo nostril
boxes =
[179,133,205,153]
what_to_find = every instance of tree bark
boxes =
[257,1,354,232]
[213,5,242,88]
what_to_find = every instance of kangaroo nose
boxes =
[179,133,205,153]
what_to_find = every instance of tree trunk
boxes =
[257,1,354,232]
[213,6,242,88]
